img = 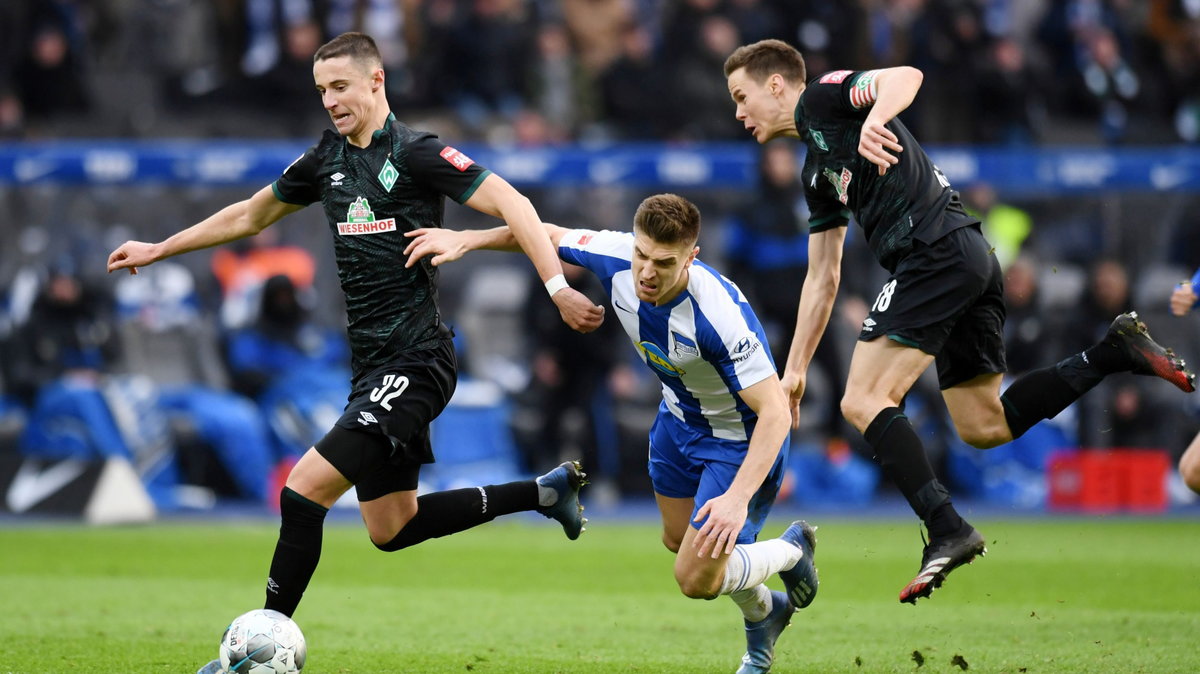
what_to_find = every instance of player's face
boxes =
[314,56,382,145]
[727,67,790,144]
[631,231,698,306]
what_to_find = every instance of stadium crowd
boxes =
[1,0,1199,144]
[2,0,1200,509]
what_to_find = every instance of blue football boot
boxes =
[735,590,796,674]
[196,659,223,674]
[778,520,819,609]
[535,461,588,540]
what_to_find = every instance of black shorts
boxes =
[857,224,1007,389]
[314,336,457,500]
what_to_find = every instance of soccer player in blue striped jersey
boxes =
[405,193,819,674]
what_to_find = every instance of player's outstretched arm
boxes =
[781,226,846,428]
[462,174,603,333]
[692,375,791,559]
[403,222,571,267]
[858,66,923,175]
[106,185,302,275]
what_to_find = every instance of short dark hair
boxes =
[314,32,382,70]
[723,39,806,85]
[633,194,701,246]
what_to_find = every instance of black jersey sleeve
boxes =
[406,134,493,204]
[804,70,880,121]
[806,192,852,233]
[271,144,323,206]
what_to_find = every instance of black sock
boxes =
[264,487,328,617]
[1001,357,1104,439]
[375,481,537,552]
[1083,338,1131,375]
[864,407,960,537]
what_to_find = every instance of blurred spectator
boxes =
[225,274,350,461]
[240,16,328,134]
[513,264,627,492]
[561,0,635,74]
[963,182,1032,271]
[225,275,348,399]
[1077,28,1141,143]
[723,141,844,439]
[526,22,595,140]
[210,228,317,330]
[2,268,117,406]
[908,0,990,143]
[113,262,275,501]
[1061,258,1162,448]
[723,0,783,46]
[671,14,745,141]
[976,36,1045,144]
[323,0,411,101]
[441,0,536,134]
[723,141,808,360]
[661,0,724,68]
[1002,254,1055,375]
[597,24,674,140]
[13,1,91,125]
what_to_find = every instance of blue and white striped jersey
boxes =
[558,229,777,442]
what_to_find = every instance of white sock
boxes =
[718,539,803,596]
[730,584,772,622]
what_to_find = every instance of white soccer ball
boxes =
[218,609,307,673]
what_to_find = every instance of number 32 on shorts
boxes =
[370,373,410,411]
[871,279,898,313]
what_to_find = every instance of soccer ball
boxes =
[218,609,306,673]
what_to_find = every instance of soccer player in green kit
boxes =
[723,39,1195,604]
[106,33,604,672]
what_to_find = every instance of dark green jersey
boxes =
[272,114,491,379]
[796,70,978,272]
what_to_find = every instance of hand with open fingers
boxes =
[692,493,748,559]
[107,241,159,275]
[403,228,468,268]
[858,120,903,175]
[553,288,605,333]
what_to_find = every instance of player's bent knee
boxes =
[674,573,718,600]
[661,531,682,554]
[1181,460,1200,494]
[958,426,1010,450]
[840,396,881,432]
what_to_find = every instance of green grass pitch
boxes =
[1,516,1197,673]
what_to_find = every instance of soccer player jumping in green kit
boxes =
[107,32,605,672]
[723,39,1196,603]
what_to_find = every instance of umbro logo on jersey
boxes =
[862,317,876,332]
[330,172,345,186]
[358,411,378,425]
